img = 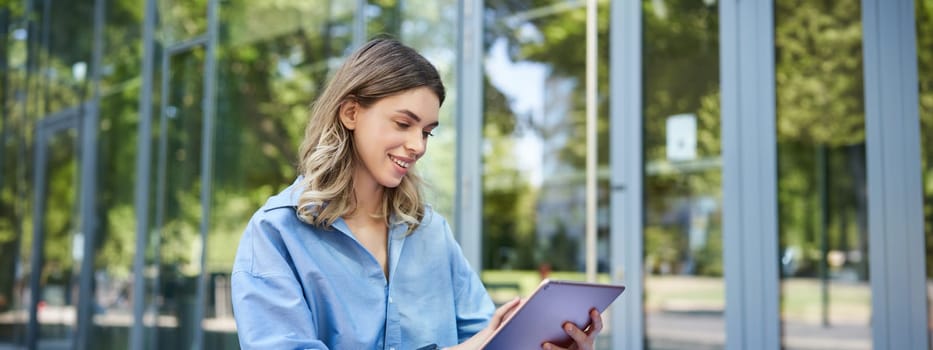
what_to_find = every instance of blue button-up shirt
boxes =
[231,179,495,349]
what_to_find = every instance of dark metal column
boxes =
[193,0,220,347]
[130,0,158,348]
[74,0,105,348]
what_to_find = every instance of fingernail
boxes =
[565,324,573,331]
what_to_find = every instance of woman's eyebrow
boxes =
[397,109,439,127]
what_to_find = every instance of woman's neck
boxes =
[350,174,385,222]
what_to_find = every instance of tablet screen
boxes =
[480,279,625,350]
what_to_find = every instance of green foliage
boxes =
[158,0,209,44]
[641,0,722,278]
[694,226,723,277]
[482,72,538,269]
[97,205,136,279]
[775,0,871,280]
[367,0,402,37]
[776,0,864,146]
[539,223,579,271]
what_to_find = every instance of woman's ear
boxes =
[339,99,359,130]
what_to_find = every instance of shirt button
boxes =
[389,296,394,303]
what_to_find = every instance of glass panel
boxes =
[88,0,145,346]
[37,127,82,348]
[370,0,459,219]
[1,0,94,346]
[917,0,933,348]
[32,0,96,116]
[144,46,205,350]
[482,0,612,347]
[642,1,724,349]
[89,93,141,348]
[367,0,401,39]
[0,4,29,347]
[205,1,356,348]
[157,0,208,44]
[101,0,145,94]
[775,1,871,348]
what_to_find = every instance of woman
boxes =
[231,38,602,350]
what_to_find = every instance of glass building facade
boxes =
[0,0,930,349]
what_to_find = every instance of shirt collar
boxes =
[262,176,304,211]
[264,176,412,232]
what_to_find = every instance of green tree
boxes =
[775,0,869,279]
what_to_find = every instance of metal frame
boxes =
[130,0,157,347]
[73,100,100,350]
[195,0,220,347]
[130,0,218,348]
[720,0,781,349]
[74,1,105,348]
[862,0,928,349]
[25,0,104,347]
[455,0,483,269]
[609,0,644,349]
[27,105,83,350]
[583,0,597,283]
[354,0,366,47]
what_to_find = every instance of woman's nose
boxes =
[406,130,426,157]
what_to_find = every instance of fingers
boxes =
[502,298,523,324]
[542,309,603,350]
[540,342,568,350]
[459,299,524,350]
[563,322,590,348]
[489,298,522,328]
[588,308,603,335]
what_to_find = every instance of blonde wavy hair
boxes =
[295,38,445,233]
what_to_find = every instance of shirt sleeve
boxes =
[444,220,495,343]
[231,213,329,350]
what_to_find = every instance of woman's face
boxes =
[340,87,440,190]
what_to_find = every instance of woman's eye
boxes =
[395,122,410,129]
[422,131,435,138]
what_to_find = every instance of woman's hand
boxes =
[446,298,522,350]
[541,308,604,350]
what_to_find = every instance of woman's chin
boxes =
[379,178,404,189]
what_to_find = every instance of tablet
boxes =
[480,279,625,350]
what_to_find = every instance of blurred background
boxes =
[0,0,931,349]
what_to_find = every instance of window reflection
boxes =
[142,46,206,350]
[90,93,142,348]
[36,128,81,348]
[0,1,97,347]
[87,0,146,344]
[642,1,724,349]
[157,0,208,44]
[481,1,611,347]
[203,1,356,347]
[367,0,401,39]
[775,0,871,348]
[0,5,30,346]
[367,0,460,219]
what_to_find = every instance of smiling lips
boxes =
[389,154,412,169]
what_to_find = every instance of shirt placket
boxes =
[383,224,407,350]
